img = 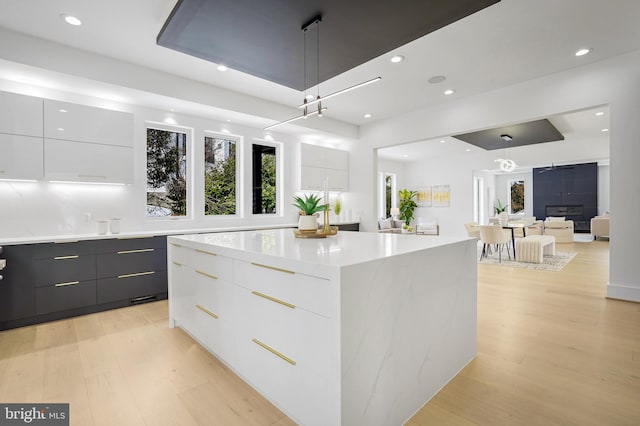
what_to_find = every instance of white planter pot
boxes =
[498,212,509,226]
[298,215,318,231]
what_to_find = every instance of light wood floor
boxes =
[1,239,638,425]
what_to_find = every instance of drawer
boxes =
[234,260,333,317]
[97,249,166,278]
[235,286,332,376]
[34,240,95,259]
[192,305,234,364]
[191,269,234,322]
[34,255,96,287]
[188,248,233,282]
[94,235,166,254]
[168,242,188,265]
[97,271,167,304]
[35,280,96,315]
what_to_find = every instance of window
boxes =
[378,172,397,218]
[204,135,237,215]
[509,179,525,214]
[146,127,188,217]
[252,143,277,214]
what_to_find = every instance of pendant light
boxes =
[494,134,517,172]
[264,15,381,131]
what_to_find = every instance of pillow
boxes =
[547,216,565,222]
[393,219,404,229]
[378,218,392,229]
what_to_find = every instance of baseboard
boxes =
[606,282,640,302]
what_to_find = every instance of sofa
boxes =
[543,217,574,243]
[416,217,439,235]
[591,215,610,239]
[378,217,404,233]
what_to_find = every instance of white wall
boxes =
[598,163,610,214]
[362,51,640,301]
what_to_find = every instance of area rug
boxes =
[477,249,577,271]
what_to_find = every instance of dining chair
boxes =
[464,222,481,239]
[479,225,512,262]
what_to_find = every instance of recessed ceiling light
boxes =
[264,134,274,141]
[221,128,231,133]
[58,109,67,113]
[575,48,592,57]
[60,14,82,26]
[305,94,314,100]
[390,55,404,63]
[440,140,446,143]
[217,65,228,72]
[402,154,409,158]
[465,148,471,152]
[595,111,604,116]
[56,128,64,131]
[601,128,609,132]
[444,89,455,95]
[226,119,231,122]
[169,108,175,112]
[428,76,446,84]
[364,113,372,118]
[163,117,177,125]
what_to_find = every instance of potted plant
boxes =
[292,194,326,230]
[494,199,509,225]
[398,189,418,232]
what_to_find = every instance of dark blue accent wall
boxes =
[533,162,598,232]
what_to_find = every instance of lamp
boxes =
[264,15,381,131]
[390,207,400,219]
[494,134,517,172]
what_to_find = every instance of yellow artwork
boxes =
[432,185,450,207]
[416,187,432,206]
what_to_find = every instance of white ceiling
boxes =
[0,0,638,136]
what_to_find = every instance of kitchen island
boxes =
[167,229,477,426]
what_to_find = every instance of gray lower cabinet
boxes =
[1,235,168,331]
[0,244,36,322]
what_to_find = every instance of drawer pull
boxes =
[55,280,80,287]
[170,243,183,248]
[117,248,154,255]
[195,248,217,256]
[172,261,183,266]
[251,291,295,309]
[250,262,295,275]
[117,235,155,240]
[195,304,218,319]
[118,271,155,279]
[196,270,218,280]
[54,255,79,260]
[252,339,296,366]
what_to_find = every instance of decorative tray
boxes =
[293,226,338,238]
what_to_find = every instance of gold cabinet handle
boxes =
[195,248,217,256]
[118,271,155,279]
[195,304,218,319]
[196,270,218,280]
[170,243,183,248]
[251,291,295,309]
[172,261,182,266]
[54,255,79,260]
[252,339,296,365]
[117,248,154,255]
[250,262,295,275]
[55,281,80,287]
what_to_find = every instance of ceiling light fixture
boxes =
[390,55,404,63]
[601,128,609,132]
[494,134,517,172]
[444,89,455,95]
[440,140,446,143]
[595,111,604,116]
[61,14,82,26]
[364,113,372,118]
[217,64,228,72]
[264,15,381,131]
[575,48,592,57]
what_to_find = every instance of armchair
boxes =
[416,217,439,235]
[543,217,574,243]
[591,215,609,239]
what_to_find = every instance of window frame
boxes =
[203,131,242,218]
[250,139,282,217]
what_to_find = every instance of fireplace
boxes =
[545,205,590,232]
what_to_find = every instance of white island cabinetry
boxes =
[168,230,476,426]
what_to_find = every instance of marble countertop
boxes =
[170,228,472,269]
[0,223,298,245]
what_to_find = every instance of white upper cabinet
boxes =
[0,134,43,180]
[0,91,43,137]
[44,100,134,147]
[300,143,349,191]
[44,138,133,183]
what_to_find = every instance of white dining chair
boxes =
[479,225,512,262]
